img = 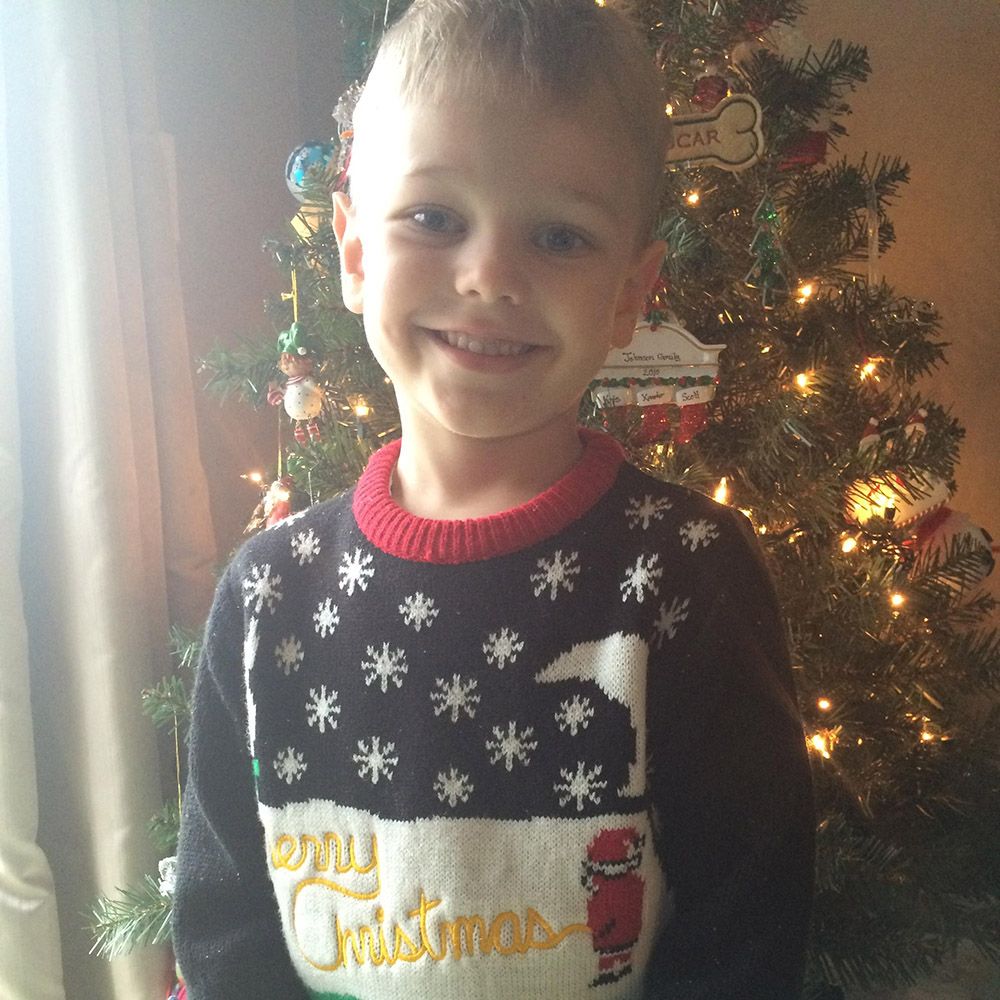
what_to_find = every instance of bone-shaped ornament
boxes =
[666,93,764,172]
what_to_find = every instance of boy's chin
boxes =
[407,406,585,450]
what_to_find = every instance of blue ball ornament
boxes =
[285,141,336,202]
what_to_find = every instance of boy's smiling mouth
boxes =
[428,328,538,358]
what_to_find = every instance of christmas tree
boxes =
[94,1,999,996]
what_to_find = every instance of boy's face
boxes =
[333,85,665,446]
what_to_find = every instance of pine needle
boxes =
[88,875,172,959]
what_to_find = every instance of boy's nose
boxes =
[453,234,526,305]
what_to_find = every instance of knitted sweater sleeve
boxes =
[172,567,310,1000]
[646,511,815,1000]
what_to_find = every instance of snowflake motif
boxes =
[291,529,321,566]
[242,563,282,614]
[273,746,307,785]
[433,767,474,808]
[361,643,408,693]
[482,627,524,670]
[486,721,538,772]
[619,553,663,604]
[282,509,309,529]
[353,736,398,785]
[430,674,480,723]
[399,592,439,632]
[338,547,375,596]
[313,598,340,638]
[555,694,595,736]
[274,636,304,675]
[679,518,720,552]
[530,549,581,601]
[305,685,340,733]
[554,761,607,812]
[653,596,692,648]
[626,494,673,530]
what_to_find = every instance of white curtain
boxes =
[1,1,216,996]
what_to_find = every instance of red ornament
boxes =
[636,404,672,444]
[674,403,710,444]
[779,130,828,171]
[744,7,773,33]
[908,506,997,591]
[691,74,729,110]
[858,416,881,452]
[265,475,296,528]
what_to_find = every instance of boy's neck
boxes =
[391,417,584,521]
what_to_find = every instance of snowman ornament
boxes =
[268,322,324,444]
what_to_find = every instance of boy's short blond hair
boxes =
[350,0,668,242]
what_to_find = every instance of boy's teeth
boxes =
[439,330,531,356]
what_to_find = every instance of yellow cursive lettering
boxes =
[272,831,379,878]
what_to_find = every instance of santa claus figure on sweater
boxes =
[582,826,646,986]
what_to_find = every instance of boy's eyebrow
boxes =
[403,164,621,221]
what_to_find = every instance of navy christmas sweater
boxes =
[174,430,814,1000]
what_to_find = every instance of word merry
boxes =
[272,831,380,900]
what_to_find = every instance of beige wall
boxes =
[154,1,1000,603]
[801,0,1000,606]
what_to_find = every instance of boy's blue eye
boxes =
[410,207,462,234]
[537,225,588,254]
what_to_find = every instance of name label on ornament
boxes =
[666,94,764,173]
[677,385,714,406]
[593,387,631,408]
[637,386,670,406]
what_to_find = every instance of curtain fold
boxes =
[1,1,217,996]
[0,48,66,999]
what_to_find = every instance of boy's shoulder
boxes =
[229,488,355,575]
[607,459,762,574]
[614,459,741,529]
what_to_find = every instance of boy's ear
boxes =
[332,191,365,315]
[611,239,667,349]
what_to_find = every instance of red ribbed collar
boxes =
[352,429,625,564]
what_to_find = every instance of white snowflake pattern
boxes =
[281,509,309,529]
[242,563,283,614]
[554,761,607,812]
[486,721,538,772]
[361,643,408,693]
[291,529,321,566]
[626,494,673,530]
[653,596,692,648]
[430,674,480,723]
[313,598,340,638]
[273,746,307,785]
[305,685,340,733]
[274,636,304,675]
[399,592,439,632]
[433,767,474,808]
[530,549,581,601]
[619,553,663,604]
[353,736,398,785]
[555,694,596,736]
[679,518,721,552]
[338,547,375,596]
[482,627,524,670]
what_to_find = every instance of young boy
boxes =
[173,2,814,998]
